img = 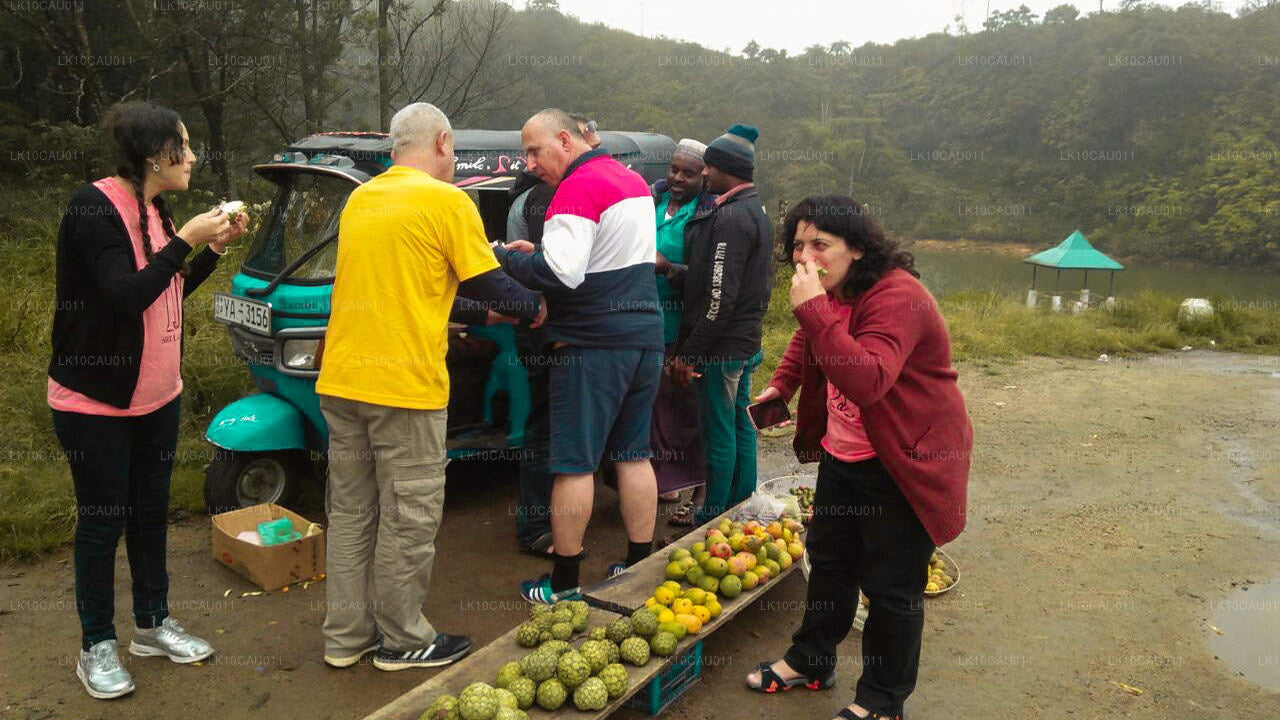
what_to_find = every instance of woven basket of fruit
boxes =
[923,548,959,597]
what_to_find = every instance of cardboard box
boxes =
[212,504,325,590]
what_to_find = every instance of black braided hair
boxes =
[102,101,191,277]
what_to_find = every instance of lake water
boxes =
[911,249,1279,304]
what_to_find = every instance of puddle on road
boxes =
[1208,579,1280,692]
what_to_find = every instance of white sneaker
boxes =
[77,640,135,699]
[129,617,214,664]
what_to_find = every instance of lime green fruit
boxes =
[697,575,719,595]
[658,621,687,640]
[684,566,705,585]
[719,574,742,599]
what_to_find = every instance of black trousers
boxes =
[784,452,935,717]
[52,396,180,650]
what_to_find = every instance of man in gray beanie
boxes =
[664,123,773,527]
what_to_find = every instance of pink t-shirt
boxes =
[820,301,877,463]
[48,177,184,416]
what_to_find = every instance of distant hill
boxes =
[2,1,1276,265]
[489,3,1280,265]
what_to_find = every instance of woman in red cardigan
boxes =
[745,196,972,720]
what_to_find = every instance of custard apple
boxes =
[649,631,677,657]
[605,618,633,644]
[507,677,536,710]
[535,678,567,711]
[419,695,459,720]
[556,650,591,688]
[458,683,498,720]
[519,650,556,683]
[598,663,629,699]
[578,639,611,674]
[619,636,650,666]
[573,677,609,711]
[495,661,523,689]
[515,623,541,648]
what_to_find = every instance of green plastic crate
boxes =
[626,640,703,715]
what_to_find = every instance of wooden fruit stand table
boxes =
[364,505,801,720]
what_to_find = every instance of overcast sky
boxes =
[506,1,1251,54]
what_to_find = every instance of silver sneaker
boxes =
[77,639,135,699]
[128,617,214,664]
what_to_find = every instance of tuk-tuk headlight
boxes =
[281,338,323,370]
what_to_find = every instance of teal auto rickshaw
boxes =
[204,129,676,512]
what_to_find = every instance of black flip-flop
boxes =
[746,661,836,694]
[518,533,587,560]
[834,710,901,720]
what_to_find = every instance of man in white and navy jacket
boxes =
[495,108,662,603]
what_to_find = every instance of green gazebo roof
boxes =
[1024,230,1124,270]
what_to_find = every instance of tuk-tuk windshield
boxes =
[242,173,353,281]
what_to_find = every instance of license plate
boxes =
[213,293,272,335]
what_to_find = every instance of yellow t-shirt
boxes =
[316,165,498,410]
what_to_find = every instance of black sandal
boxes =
[518,532,587,560]
[746,661,836,694]
[834,710,902,720]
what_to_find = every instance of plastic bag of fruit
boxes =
[733,491,787,524]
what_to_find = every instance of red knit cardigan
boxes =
[768,268,973,546]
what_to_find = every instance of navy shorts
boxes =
[548,346,663,474]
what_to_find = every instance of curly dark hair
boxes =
[779,195,917,299]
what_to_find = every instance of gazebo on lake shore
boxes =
[1024,229,1125,311]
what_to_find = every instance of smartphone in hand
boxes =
[747,396,792,430]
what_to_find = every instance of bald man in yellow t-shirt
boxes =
[316,103,543,672]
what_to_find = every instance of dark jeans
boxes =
[784,452,935,717]
[52,396,180,650]
[515,341,552,547]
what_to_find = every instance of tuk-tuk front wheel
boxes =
[204,449,306,514]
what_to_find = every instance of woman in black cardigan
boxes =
[48,101,247,699]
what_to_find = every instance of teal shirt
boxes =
[655,193,697,345]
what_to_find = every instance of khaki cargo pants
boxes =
[319,395,448,655]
